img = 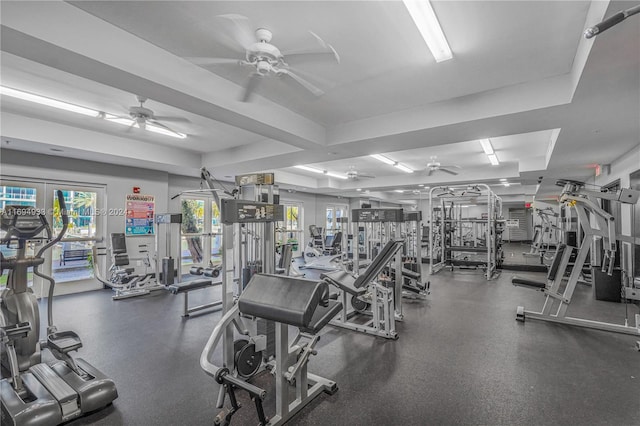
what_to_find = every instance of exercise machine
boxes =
[400,211,430,299]
[321,237,404,339]
[1,191,117,426]
[301,225,344,271]
[523,207,560,261]
[201,192,342,424]
[429,184,504,280]
[93,233,161,300]
[513,180,640,341]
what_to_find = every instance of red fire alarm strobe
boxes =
[133,187,141,194]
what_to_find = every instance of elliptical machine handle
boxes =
[36,190,69,258]
[57,190,69,228]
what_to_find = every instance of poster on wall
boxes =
[125,194,155,236]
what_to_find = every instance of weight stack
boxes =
[162,257,175,285]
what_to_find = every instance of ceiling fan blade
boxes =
[279,69,324,97]
[242,73,262,102]
[439,164,461,169]
[283,50,340,66]
[285,65,334,88]
[214,14,256,52]
[440,168,459,175]
[185,57,243,66]
[427,169,434,176]
[147,119,179,134]
[153,116,191,123]
[359,174,376,179]
[282,31,340,64]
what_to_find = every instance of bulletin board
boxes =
[125,194,155,236]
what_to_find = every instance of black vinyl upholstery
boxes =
[511,278,546,289]
[168,278,216,294]
[320,270,367,296]
[239,274,327,328]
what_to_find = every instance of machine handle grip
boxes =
[56,190,69,227]
[585,12,625,38]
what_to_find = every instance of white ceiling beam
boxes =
[0,1,326,151]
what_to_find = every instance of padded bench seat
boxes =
[401,268,420,280]
[300,300,343,334]
[511,277,546,289]
[320,270,367,297]
[169,278,222,317]
[168,278,219,294]
[239,274,342,335]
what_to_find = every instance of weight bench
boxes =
[512,244,567,291]
[168,278,222,317]
[201,274,342,425]
[320,238,404,339]
[321,238,403,294]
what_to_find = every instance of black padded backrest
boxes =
[353,239,403,288]
[309,225,321,238]
[547,244,566,281]
[332,232,342,248]
[238,274,325,328]
[111,233,128,254]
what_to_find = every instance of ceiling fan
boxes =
[346,167,375,180]
[108,95,189,137]
[186,14,340,102]
[426,156,460,176]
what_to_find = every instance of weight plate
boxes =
[350,295,369,313]
[235,343,262,379]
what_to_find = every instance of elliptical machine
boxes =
[1,191,118,426]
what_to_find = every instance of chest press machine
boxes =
[513,180,640,340]
[200,198,342,425]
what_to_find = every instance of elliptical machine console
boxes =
[1,191,117,426]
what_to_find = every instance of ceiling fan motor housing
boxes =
[129,106,154,119]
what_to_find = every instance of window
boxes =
[180,196,222,274]
[0,180,105,294]
[211,200,222,265]
[278,203,303,253]
[52,189,98,283]
[181,198,205,269]
[326,205,348,236]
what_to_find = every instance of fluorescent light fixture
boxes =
[402,0,453,63]
[294,165,324,174]
[394,163,414,173]
[103,114,186,139]
[499,178,507,182]
[1,86,101,117]
[503,183,510,187]
[356,188,362,192]
[370,154,396,165]
[293,165,347,179]
[394,189,405,193]
[479,139,494,155]
[418,184,425,187]
[488,154,500,166]
[325,171,348,180]
[1,87,186,139]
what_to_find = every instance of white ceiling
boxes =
[1,0,638,206]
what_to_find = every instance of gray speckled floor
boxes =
[38,266,640,426]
